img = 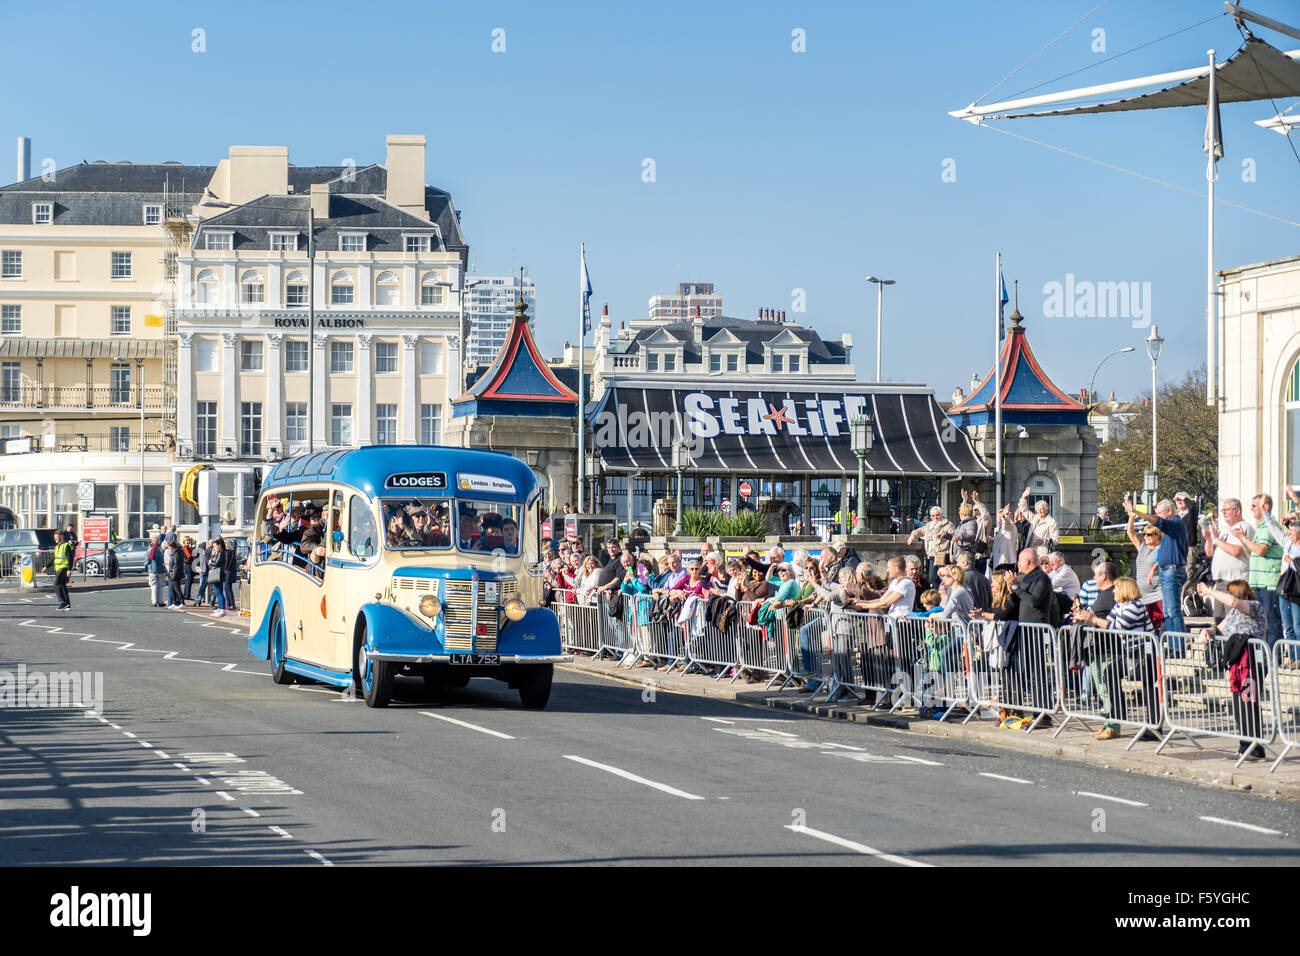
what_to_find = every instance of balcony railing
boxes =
[3,432,173,455]
[0,384,166,411]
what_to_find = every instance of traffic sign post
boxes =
[720,499,732,515]
[78,480,95,512]
[82,516,112,543]
[739,481,752,500]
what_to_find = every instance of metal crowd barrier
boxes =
[1055,625,1163,748]
[1156,632,1276,768]
[905,617,975,720]
[682,597,753,680]
[1270,639,1300,773]
[555,592,606,655]
[733,601,786,684]
[622,593,685,670]
[826,610,895,706]
[966,620,1060,731]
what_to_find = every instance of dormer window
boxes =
[339,233,366,253]
[789,354,800,372]
[269,232,298,252]
[142,204,163,226]
[32,202,52,225]
[204,231,233,251]
[772,355,784,373]
[403,234,432,253]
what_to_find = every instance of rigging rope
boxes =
[974,0,1113,106]
[1234,19,1300,169]
[978,123,1300,228]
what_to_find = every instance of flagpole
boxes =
[994,252,1003,517]
[578,243,586,513]
[1206,48,1217,407]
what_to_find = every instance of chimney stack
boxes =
[385,134,428,220]
[1110,391,1116,402]
[310,182,330,221]
[16,136,30,183]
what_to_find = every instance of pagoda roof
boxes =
[948,312,1087,427]
[452,298,579,418]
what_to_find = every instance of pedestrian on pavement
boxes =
[146,533,167,608]
[181,537,196,603]
[64,523,78,545]
[165,540,186,609]
[1125,495,1189,652]
[1244,493,1284,653]
[193,540,210,606]
[208,538,229,617]
[1203,498,1253,623]
[221,537,239,614]
[52,529,73,611]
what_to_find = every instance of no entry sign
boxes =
[739,482,752,500]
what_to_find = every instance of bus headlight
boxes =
[419,595,442,619]
[503,598,526,622]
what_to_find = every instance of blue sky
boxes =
[5,0,1298,400]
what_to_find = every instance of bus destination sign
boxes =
[384,472,448,491]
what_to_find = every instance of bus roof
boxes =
[260,445,540,502]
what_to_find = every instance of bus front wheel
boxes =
[270,605,294,685]
[517,664,553,709]
[357,626,394,708]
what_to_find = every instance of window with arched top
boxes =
[285,270,308,308]
[1286,359,1300,484]
[375,271,400,306]
[331,271,354,306]
[195,268,219,305]
[240,269,264,305]
[421,272,444,307]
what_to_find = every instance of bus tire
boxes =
[358,626,394,708]
[517,664,553,709]
[270,604,294,685]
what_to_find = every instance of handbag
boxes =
[1279,566,1300,604]
[1202,636,1227,675]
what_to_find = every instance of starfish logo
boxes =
[763,402,795,431]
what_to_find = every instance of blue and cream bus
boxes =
[247,446,567,708]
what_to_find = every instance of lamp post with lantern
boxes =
[671,436,688,537]
[849,416,873,534]
[1145,324,1164,508]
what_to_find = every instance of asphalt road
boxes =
[1,587,1297,866]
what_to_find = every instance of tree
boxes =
[1096,366,1216,514]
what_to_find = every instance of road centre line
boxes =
[1198,816,1282,836]
[753,727,800,738]
[1077,791,1148,807]
[194,776,209,785]
[240,807,261,818]
[153,750,170,759]
[215,791,234,802]
[303,849,333,865]
[979,772,1033,785]
[419,711,516,739]
[819,742,866,751]
[268,826,293,839]
[562,755,706,800]
[784,824,934,868]
[893,754,944,766]
[122,732,136,739]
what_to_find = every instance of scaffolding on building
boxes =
[161,178,194,445]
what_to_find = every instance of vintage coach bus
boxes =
[247,446,566,708]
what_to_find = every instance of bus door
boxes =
[326,490,351,667]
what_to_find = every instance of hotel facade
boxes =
[0,134,468,537]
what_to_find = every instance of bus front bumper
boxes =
[364,651,572,665]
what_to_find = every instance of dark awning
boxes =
[589,384,990,476]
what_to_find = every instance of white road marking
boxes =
[240,807,261,818]
[699,717,736,724]
[193,776,209,785]
[215,790,234,802]
[109,724,121,730]
[95,716,108,724]
[819,742,866,751]
[893,754,944,766]
[419,711,516,740]
[1078,791,1148,808]
[980,772,1033,785]
[222,663,238,671]
[1199,816,1282,836]
[753,727,799,738]
[153,750,169,759]
[138,741,153,748]
[268,825,293,839]
[562,755,706,800]
[785,824,934,868]
[122,732,136,739]
[173,763,191,773]
[303,849,333,866]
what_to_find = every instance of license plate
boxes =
[449,653,500,666]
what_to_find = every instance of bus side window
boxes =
[330,491,344,553]
[349,495,377,560]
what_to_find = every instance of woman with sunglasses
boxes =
[1126,510,1165,630]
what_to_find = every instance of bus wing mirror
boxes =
[333,530,344,544]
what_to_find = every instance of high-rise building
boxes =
[464,275,534,366]
[648,282,721,322]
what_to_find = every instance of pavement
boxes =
[560,653,1300,802]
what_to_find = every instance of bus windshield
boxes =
[381,498,452,550]
[456,500,521,556]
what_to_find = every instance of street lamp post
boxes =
[136,358,145,537]
[1145,324,1164,508]
[1086,346,1136,407]
[671,436,687,537]
[849,416,873,534]
[866,276,895,381]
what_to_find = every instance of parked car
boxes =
[0,529,59,576]
[72,538,151,575]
